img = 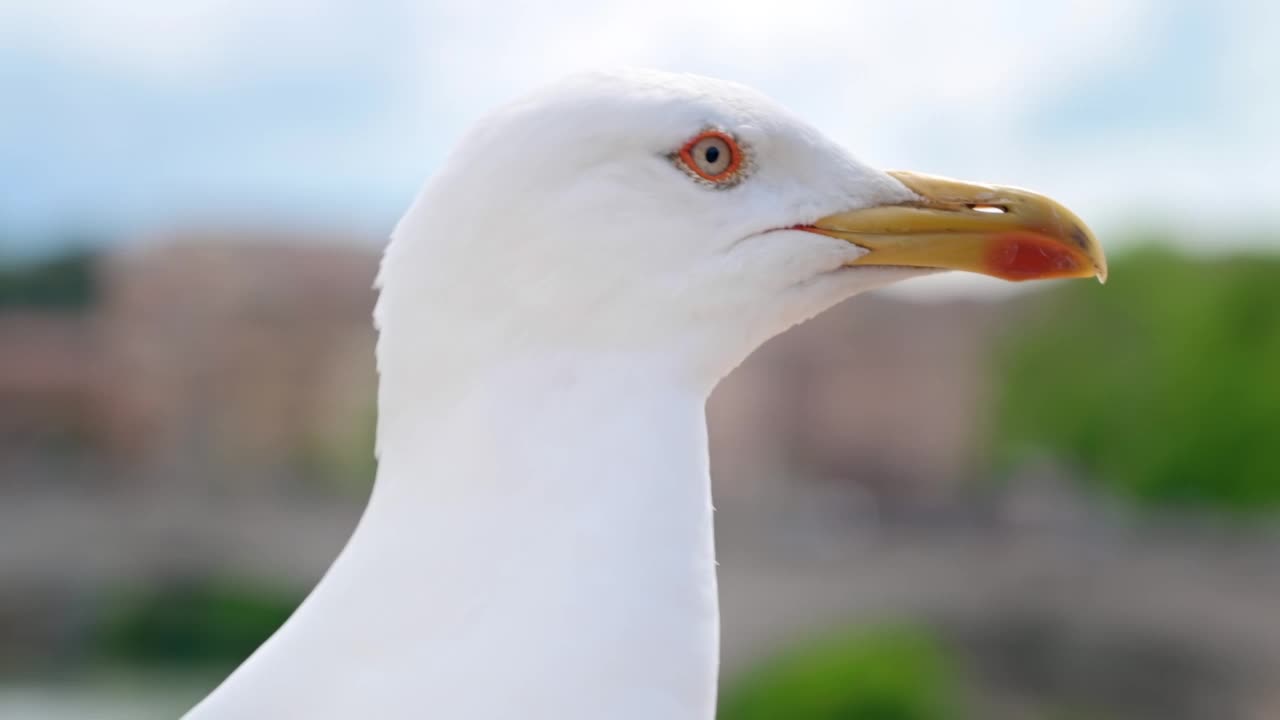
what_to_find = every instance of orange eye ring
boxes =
[677,130,745,185]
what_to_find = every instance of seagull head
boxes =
[379,69,1105,384]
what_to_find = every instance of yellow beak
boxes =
[805,171,1107,283]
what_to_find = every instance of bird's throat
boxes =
[198,356,722,719]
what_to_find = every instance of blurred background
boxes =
[2,1,1279,718]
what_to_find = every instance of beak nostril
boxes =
[968,204,1008,214]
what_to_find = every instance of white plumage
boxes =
[187,69,1102,719]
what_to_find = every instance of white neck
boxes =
[188,352,720,720]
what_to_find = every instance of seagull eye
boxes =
[677,130,744,186]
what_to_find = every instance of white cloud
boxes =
[0,0,394,80]
[407,0,1155,150]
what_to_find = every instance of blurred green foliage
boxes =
[718,625,959,720]
[992,245,1280,513]
[0,249,98,309]
[93,582,300,668]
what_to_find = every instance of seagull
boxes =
[185,69,1105,719]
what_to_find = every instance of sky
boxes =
[2,0,1277,290]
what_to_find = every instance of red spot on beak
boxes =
[987,232,1082,281]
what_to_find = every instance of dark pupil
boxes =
[704,144,721,165]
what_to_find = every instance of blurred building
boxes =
[0,234,379,494]
[97,235,380,493]
[710,294,1002,509]
[0,312,106,456]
